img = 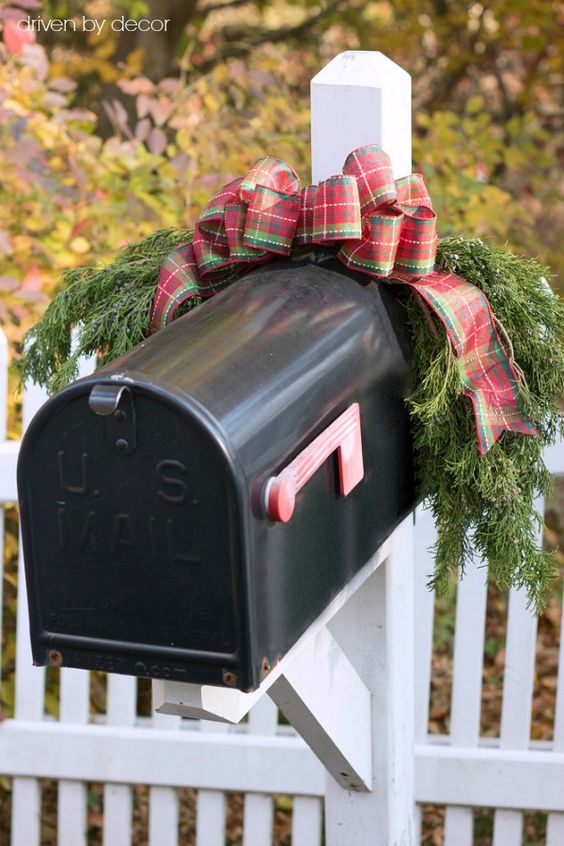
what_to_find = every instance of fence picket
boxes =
[103,675,136,846]
[11,381,49,846]
[195,721,229,846]
[546,578,564,846]
[58,669,90,846]
[291,796,323,846]
[444,561,488,846]
[0,328,7,700]
[413,506,437,843]
[492,520,541,846]
[148,710,181,846]
[242,697,278,846]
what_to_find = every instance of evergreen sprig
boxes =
[411,236,564,610]
[18,228,195,394]
[18,231,564,611]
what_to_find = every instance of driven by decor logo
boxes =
[16,15,171,34]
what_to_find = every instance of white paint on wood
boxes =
[103,675,136,846]
[492,502,541,846]
[12,544,44,846]
[11,778,41,846]
[22,380,48,430]
[449,563,489,745]
[291,796,323,846]
[413,505,437,745]
[0,328,7,697]
[242,795,273,846]
[153,676,264,723]
[546,813,564,846]
[58,668,90,846]
[269,625,372,791]
[444,560,488,846]
[103,785,132,846]
[498,581,539,749]
[325,515,415,844]
[544,434,564,476]
[416,743,564,811]
[58,782,88,846]
[248,694,278,735]
[311,51,412,182]
[0,328,7,439]
[0,441,18,502]
[149,709,180,846]
[413,505,437,843]
[545,564,564,846]
[196,790,226,846]
[106,674,136,727]
[492,809,523,845]
[60,668,90,724]
[0,718,325,794]
[148,786,179,846]
[196,720,229,846]
[11,379,49,846]
[242,698,278,846]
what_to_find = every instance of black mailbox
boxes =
[18,251,416,691]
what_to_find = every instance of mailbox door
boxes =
[19,385,251,687]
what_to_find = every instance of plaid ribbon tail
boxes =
[152,242,201,331]
[406,271,537,453]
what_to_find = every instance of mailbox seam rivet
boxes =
[222,670,237,687]
[115,438,129,452]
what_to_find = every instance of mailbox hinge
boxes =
[88,383,137,454]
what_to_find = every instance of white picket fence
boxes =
[1,324,563,846]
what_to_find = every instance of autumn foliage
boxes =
[0,0,561,359]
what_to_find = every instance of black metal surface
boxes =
[18,250,416,691]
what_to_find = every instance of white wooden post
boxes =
[311,51,415,846]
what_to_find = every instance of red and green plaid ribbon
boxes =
[152,144,537,454]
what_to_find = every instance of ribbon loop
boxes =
[396,173,433,209]
[239,156,300,202]
[343,145,397,213]
[312,175,361,243]
[338,208,403,277]
[243,186,301,255]
[394,206,437,276]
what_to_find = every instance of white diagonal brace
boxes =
[268,625,372,792]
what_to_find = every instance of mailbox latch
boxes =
[88,383,137,454]
[263,403,364,522]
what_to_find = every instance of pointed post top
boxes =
[310,51,412,183]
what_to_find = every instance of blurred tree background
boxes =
[0,0,561,362]
[0,4,562,842]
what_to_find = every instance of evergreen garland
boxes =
[18,231,564,611]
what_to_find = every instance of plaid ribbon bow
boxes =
[152,144,536,454]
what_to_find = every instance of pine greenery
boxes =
[18,228,196,394]
[18,232,564,611]
[412,237,564,610]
